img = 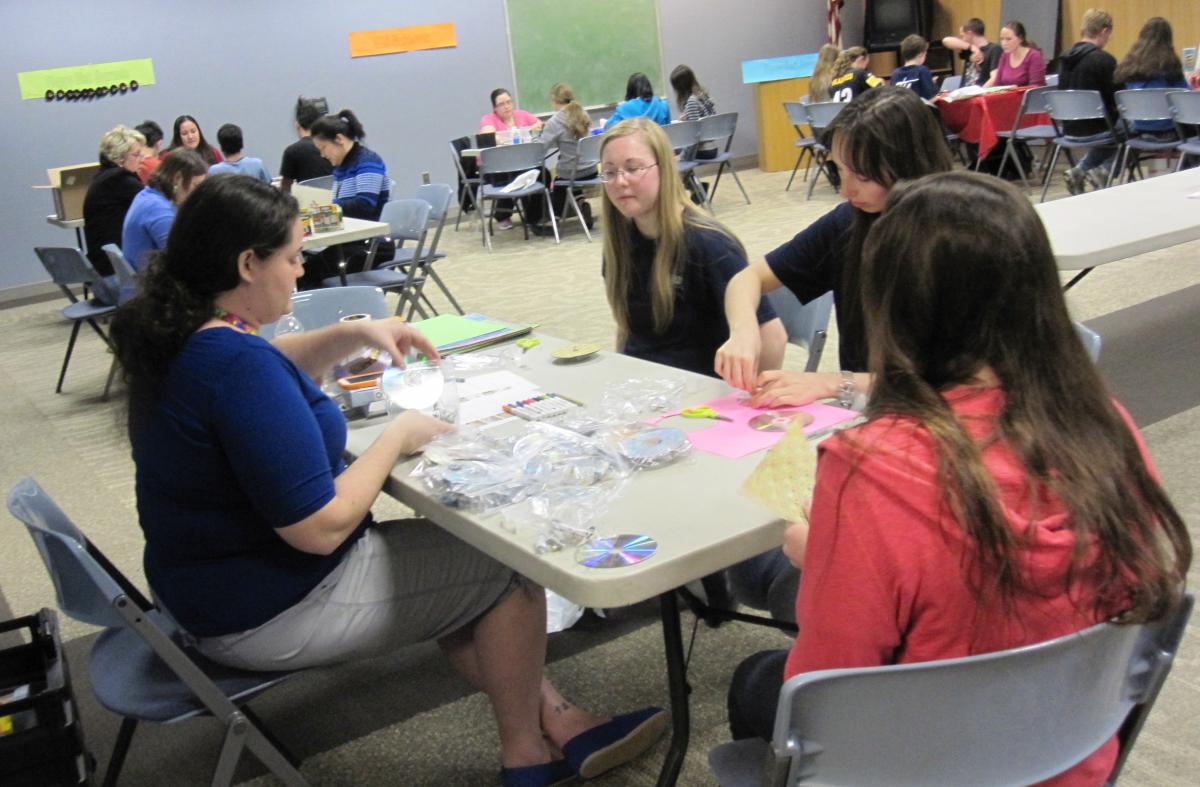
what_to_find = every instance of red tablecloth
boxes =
[937,86,1049,159]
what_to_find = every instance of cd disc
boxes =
[748,411,814,432]
[576,534,658,568]
[619,427,687,461]
[440,461,503,485]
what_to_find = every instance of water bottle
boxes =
[512,128,522,145]
[434,358,460,424]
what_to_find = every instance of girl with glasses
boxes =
[599,117,785,379]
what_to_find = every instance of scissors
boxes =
[680,405,732,422]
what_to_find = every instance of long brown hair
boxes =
[824,86,955,368]
[599,118,744,335]
[1115,17,1185,84]
[809,44,840,103]
[857,171,1190,623]
[549,82,591,138]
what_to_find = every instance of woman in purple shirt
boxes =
[985,21,1046,87]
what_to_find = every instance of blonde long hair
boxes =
[549,82,591,138]
[833,46,869,78]
[600,117,746,335]
[809,44,840,102]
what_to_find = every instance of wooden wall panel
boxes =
[1060,2,1200,63]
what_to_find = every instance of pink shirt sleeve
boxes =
[1027,48,1047,86]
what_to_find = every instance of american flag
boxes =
[826,0,844,47]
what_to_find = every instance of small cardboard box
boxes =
[35,163,101,221]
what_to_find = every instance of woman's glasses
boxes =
[598,163,658,183]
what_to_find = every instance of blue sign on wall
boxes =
[741,53,819,84]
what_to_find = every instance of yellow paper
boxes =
[348,23,457,58]
[741,415,818,522]
[18,58,156,100]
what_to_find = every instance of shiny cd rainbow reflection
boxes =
[576,534,658,568]
[748,411,814,432]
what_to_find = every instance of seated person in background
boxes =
[541,82,597,227]
[670,64,720,160]
[479,87,543,137]
[716,88,954,621]
[279,97,332,193]
[135,120,164,184]
[984,21,1046,87]
[599,117,785,380]
[891,35,937,100]
[209,124,272,183]
[83,125,146,278]
[165,114,223,166]
[121,149,208,270]
[829,47,883,102]
[1114,17,1189,138]
[608,73,671,126]
[109,174,667,787]
[310,109,389,221]
[808,44,840,103]
[942,17,1002,87]
[726,172,1191,787]
[1059,9,1120,194]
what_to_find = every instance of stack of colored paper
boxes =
[410,313,532,355]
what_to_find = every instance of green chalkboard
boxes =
[506,0,664,114]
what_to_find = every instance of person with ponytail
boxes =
[828,46,883,102]
[727,172,1191,786]
[310,109,390,221]
[110,174,666,787]
[541,82,597,225]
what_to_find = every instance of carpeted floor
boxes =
[2,162,1198,786]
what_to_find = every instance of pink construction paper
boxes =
[650,393,859,459]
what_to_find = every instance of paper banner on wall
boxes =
[18,58,155,100]
[349,23,456,58]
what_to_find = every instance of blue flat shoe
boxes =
[500,758,575,787]
[562,706,668,779]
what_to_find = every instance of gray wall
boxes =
[3,0,828,292]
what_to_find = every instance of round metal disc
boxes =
[576,534,658,568]
[748,411,814,432]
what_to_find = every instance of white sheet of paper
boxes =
[456,370,543,427]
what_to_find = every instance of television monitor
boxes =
[864,0,932,51]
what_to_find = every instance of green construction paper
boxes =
[411,314,513,349]
[19,58,156,100]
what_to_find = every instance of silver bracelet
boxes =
[837,371,857,409]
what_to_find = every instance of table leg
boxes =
[656,590,689,787]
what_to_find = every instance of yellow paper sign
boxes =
[18,58,156,100]
[348,23,457,58]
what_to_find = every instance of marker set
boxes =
[502,393,580,421]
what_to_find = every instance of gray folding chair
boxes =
[320,199,432,318]
[783,102,819,191]
[988,85,1059,189]
[6,478,308,787]
[663,120,705,205]
[260,285,390,340]
[696,112,751,208]
[1168,91,1200,171]
[100,243,140,305]
[766,289,833,373]
[478,142,559,250]
[399,183,462,315]
[33,247,118,396]
[1045,73,1060,88]
[804,102,847,201]
[940,74,962,92]
[709,594,1193,786]
[1041,89,1121,202]
[1075,321,1101,363]
[450,137,483,231]
[1114,89,1186,183]
[554,133,603,243]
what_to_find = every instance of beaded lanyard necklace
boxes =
[213,308,258,335]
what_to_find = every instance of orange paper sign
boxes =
[348,23,457,58]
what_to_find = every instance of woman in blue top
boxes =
[310,109,390,221]
[121,148,208,270]
[608,72,671,126]
[1114,17,1190,136]
[109,174,665,787]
